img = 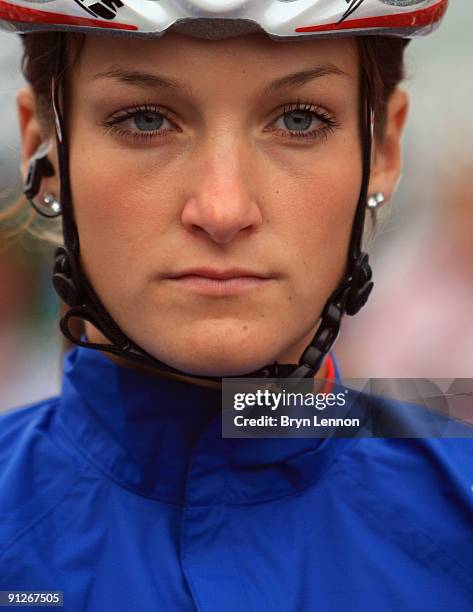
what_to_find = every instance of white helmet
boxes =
[0,0,448,39]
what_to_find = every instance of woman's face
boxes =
[67,32,362,376]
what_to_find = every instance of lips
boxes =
[167,267,271,280]
[164,267,274,296]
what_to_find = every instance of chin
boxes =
[137,333,279,378]
[170,358,268,378]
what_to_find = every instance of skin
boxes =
[17,32,408,383]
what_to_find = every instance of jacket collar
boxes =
[58,345,350,505]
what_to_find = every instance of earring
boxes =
[366,192,386,210]
[43,192,62,215]
[27,192,62,218]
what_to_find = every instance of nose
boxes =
[181,142,263,245]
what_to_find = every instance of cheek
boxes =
[69,132,180,301]
[266,133,362,305]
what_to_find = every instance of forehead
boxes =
[77,32,359,91]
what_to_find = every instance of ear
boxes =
[368,88,409,201]
[17,85,59,193]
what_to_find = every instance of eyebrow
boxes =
[91,68,192,95]
[92,63,349,95]
[263,63,350,93]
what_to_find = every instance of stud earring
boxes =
[27,192,62,218]
[43,192,61,214]
[366,192,386,210]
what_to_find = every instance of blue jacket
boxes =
[1,346,473,611]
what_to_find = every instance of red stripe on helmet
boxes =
[295,0,448,33]
[0,0,138,30]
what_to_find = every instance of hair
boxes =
[0,32,408,243]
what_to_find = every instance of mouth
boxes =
[164,267,274,296]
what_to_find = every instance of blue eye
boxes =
[270,102,338,140]
[133,111,164,132]
[104,105,175,140]
[282,109,315,132]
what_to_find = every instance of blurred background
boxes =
[1,1,472,411]
[0,30,62,412]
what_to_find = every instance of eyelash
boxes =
[103,103,175,142]
[103,99,340,143]
[271,100,340,141]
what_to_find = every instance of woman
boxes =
[1,1,473,610]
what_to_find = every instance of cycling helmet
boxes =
[0,1,447,39]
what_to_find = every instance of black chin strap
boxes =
[49,34,373,384]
